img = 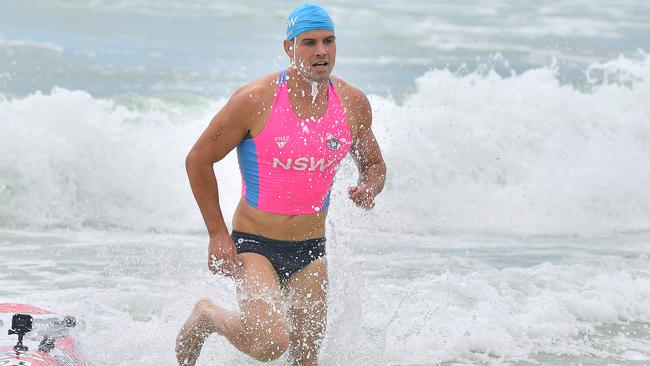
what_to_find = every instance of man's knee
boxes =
[247,334,289,361]
[194,297,214,313]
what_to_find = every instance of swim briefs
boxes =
[231,230,326,283]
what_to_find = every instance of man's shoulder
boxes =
[330,75,367,101]
[230,72,281,107]
[330,75,371,124]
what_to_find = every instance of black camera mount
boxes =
[8,313,33,352]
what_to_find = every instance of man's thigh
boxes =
[236,253,289,344]
[284,257,328,365]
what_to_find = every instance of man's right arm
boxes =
[185,87,257,274]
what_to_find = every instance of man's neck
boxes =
[285,68,329,105]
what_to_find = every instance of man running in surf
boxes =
[176,4,386,365]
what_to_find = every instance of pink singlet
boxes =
[236,70,353,215]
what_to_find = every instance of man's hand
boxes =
[207,232,243,277]
[348,183,377,209]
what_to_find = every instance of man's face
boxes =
[285,29,336,82]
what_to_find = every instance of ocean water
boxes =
[1,1,650,365]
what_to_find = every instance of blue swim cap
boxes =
[286,3,335,40]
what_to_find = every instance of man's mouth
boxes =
[311,61,329,71]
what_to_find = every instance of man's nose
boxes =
[315,42,328,56]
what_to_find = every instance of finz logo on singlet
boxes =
[273,157,335,171]
[275,136,289,148]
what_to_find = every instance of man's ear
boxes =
[283,39,294,59]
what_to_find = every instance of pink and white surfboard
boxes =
[0,303,86,366]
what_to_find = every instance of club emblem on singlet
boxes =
[326,134,340,151]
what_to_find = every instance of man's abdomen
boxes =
[232,199,327,241]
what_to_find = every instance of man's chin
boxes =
[295,65,331,82]
[312,74,331,83]
[306,69,332,82]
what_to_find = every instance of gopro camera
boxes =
[9,313,32,335]
[8,313,33,352]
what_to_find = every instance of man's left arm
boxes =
[348,91,387,209]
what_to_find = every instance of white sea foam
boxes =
[324,245,650,364]
[2,230,649,365]
[1,56,649,237]
[0,89,230,232]
[0,33,64,54]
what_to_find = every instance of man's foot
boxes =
[176,298,214,366]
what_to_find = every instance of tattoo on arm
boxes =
[211,125,225,142]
